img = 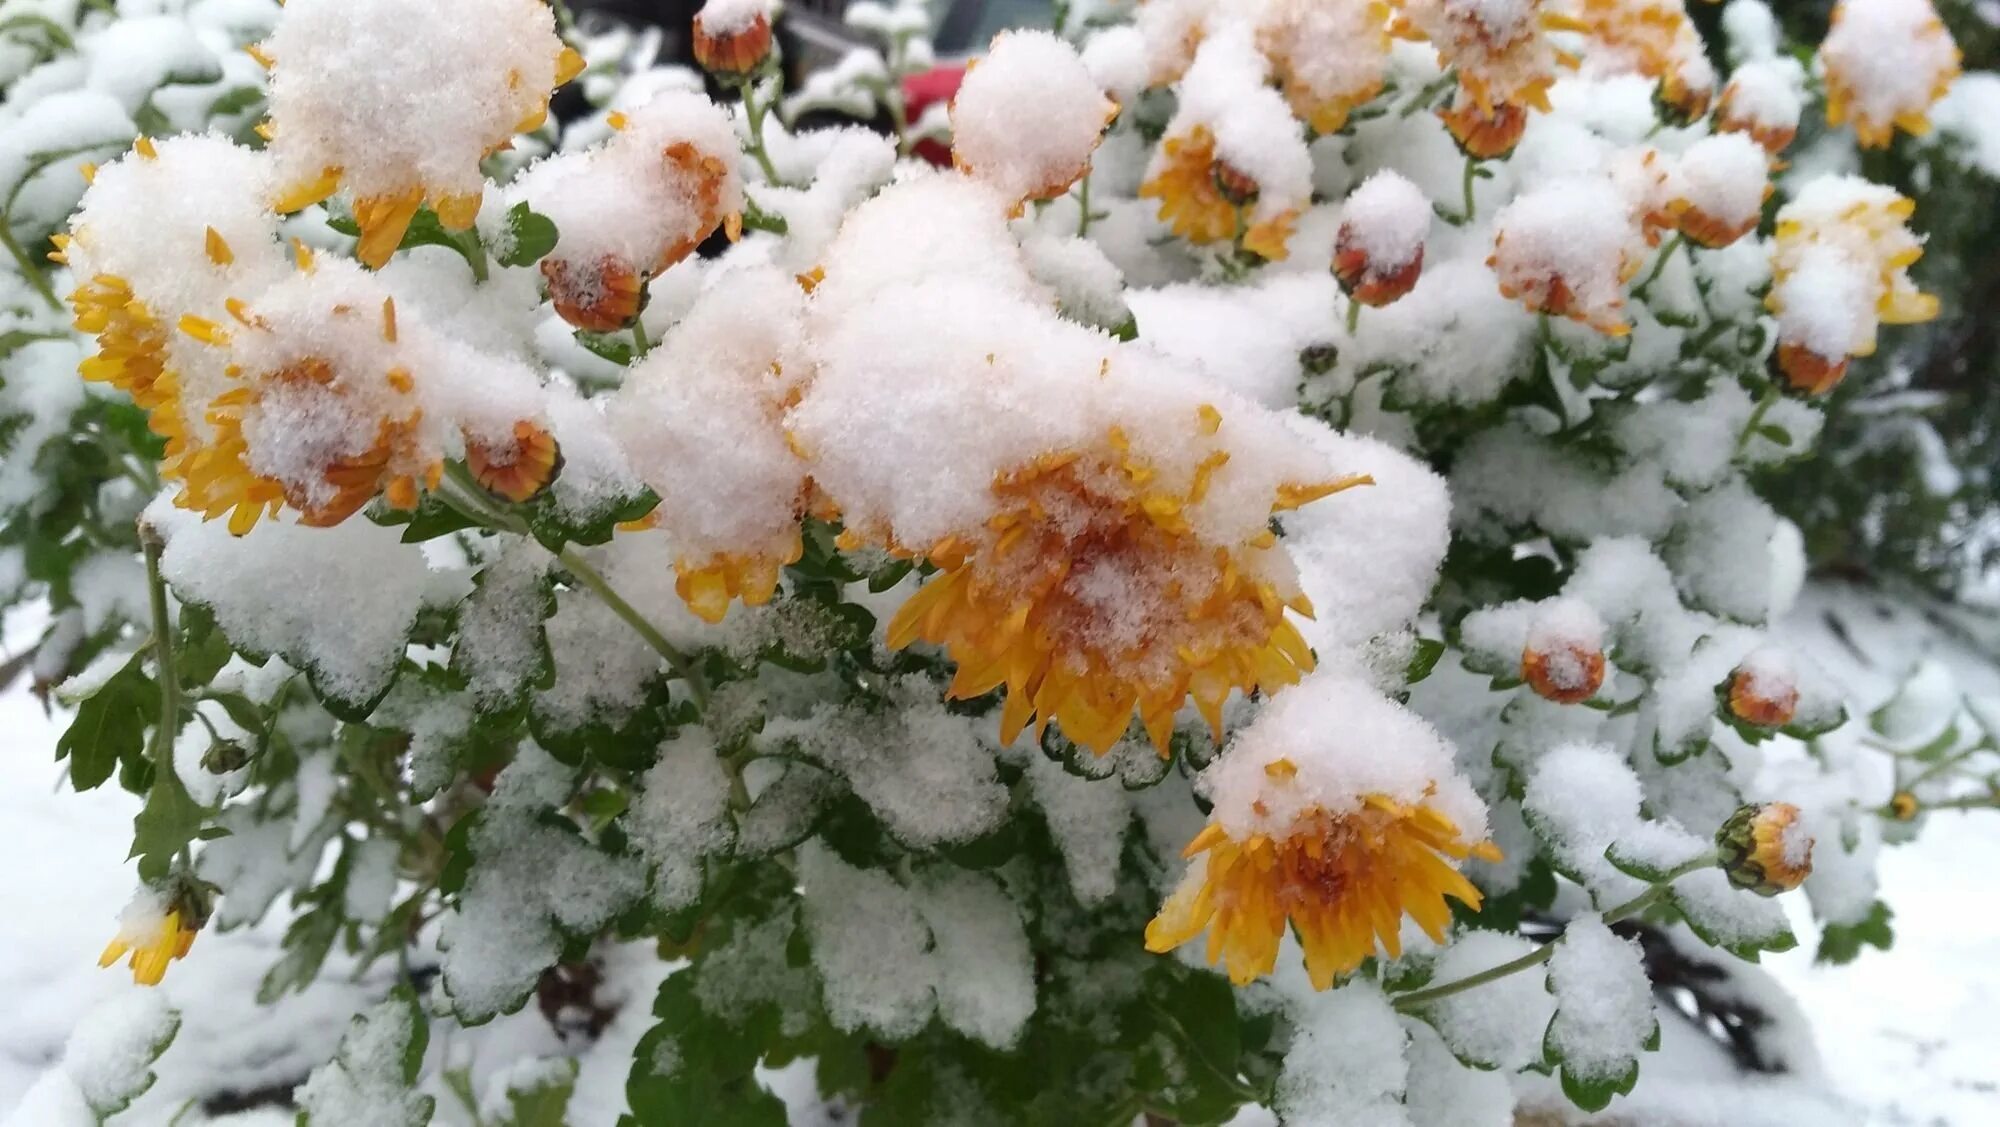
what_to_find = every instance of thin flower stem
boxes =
[631,315,651,359]
[1076,172,1094,238]
[434,473,711,710]
[0,219,63,313]
[1631,233,1684,302]
[1390,854,1715,1012]
[1347,298,1361,335]
[1460,154,1477,224]
[735,77,783,185]
[1884,794,2000,815]
[141,524,181,764]
[1735,382,1780,457]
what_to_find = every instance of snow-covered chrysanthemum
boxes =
[62,136,291,532]
[1820,0,1960,150]
[1147,676,1497,989]
[1490,174,1644,335]
[1767,176,1938,394]
[259,0,583,266]
[1395,0,1580,155]
[1334,171,1430,307]
[1718,58,1805,156]
[1256,0,1394,135]
[792,262,1365,754]
[1670,132,1772,250]
[1570,0,1715,121]
[612,267,813,622]
[950,30,1116,207]
[513,91,743,333]
[1139,27,1312,260]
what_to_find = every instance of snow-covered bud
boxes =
[1521,598,1607,705]
[201,738,252,775]
[1491,176,1643,336]
[1671,133,1771,250]
[1257,0,1392,136]
[1889,791,1920,821]
[1440,95,1529,161]
[1718,60,1804,156]
[1334,171,1428,307]
[542,257,646,333]
[1654,58,1715,126]
[1771,343,1852,398]
[1715,803,1813,896]
[1725,649,1799,728]
[1821,0,1960,150]
[950,30,1116,207]
[692,0,774,78]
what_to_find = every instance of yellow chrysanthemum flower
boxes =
[1148,780,1500,989]
[1139,125,1299,261]
[1821,0,1960,150]
[100,889,205,987]
[1257,0,1394,136]
[1392,0,1579,120]
[881,414,1364,756]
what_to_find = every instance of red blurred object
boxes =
[904,63,968,166]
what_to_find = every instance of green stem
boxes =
[1631,232,1684,302]
[434,473,711,710]
[1735,382,1780,457]
[1,219,63,313]
[1346,298,1362,336]
[1076,172,1094,238]
[631,315,651,360]
[1885,794,2000,815]
[735,77,783,185]
[141,524,182,766]
[1391,854,1714,1012]
[1460,155,1477,223]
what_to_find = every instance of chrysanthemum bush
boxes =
[3,0,1999,1122]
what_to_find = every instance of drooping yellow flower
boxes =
[1821,0,1960,150]
[100,889,205,987]
[675,529,806,624]
[882,415,1364,756]
[1139,125,1299,261]
[1149,783,1501,989]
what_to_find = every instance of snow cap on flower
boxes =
[1570,0,1714,122]
[1672,132,1771,249]
[1726,646,1798,728]
[1393,0,1577,118]
[260,0,582,266]
[1133,0,1218,87]
[612,266,813,622]
[793,261,1366,753]
[1767,175,1937,392]
[1139,25,1313,260]
[1716,802,1813,895]
[950,30,1116,207]
[1718,58,1805,155]
[1256,0,1394,135]
[1820,0,1960,150]
[806,170,1039,327]
[692,0,775,77]
[1490,174,1643,335]
[513,90,744,333]
[1521,597,1607,704]
[1147,674,1496,989]
[1335,170,1430,307]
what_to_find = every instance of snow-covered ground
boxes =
[2,585,1997,1124]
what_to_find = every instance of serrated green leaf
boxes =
[1405,637,1445,684]
[57,652,152,791]
[1815,900,1894,965]
[130,766,204,882]
[493,1060,577,1126]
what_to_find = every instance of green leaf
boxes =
[492,1061,577,1127]
[1816,900,1894,965]
[498,201,559,268]
[626,976,789,1127]
[78,1003,181,1117]
[130,762,205,882]
[1404,637,1445,684]
[525,485,658,554]
[573,330,635,366]
[56,651,153,791]
[207,86,265,116]
[369,491,481,543]
[1755,423,1792,446]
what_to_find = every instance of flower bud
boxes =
[466,419,563,504]
[1654,69,1714,127]
[1333,171,1428,308]
[1726,653,1798,729]
[201,739,252,775]
[1440,97,1527,161]
[1520,599,1607,705]
[1212,161,1260,207]
[1771,341,1851,398]
[692,6,773,79]
[1889,791,1919,821]
[542,255,645,333]
[1716,802,1813,895]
